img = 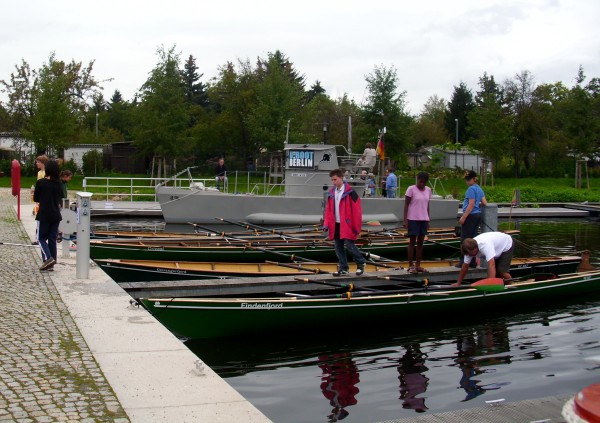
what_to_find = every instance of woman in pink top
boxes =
[403,172,432,273]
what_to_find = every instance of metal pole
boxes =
[454,118,458,168]
[95,113,99,137]
[348,115,352,153]
[76,192,93,279]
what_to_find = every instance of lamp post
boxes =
[95,113,99,138]
[322,123,328,144]
[454,118,458,168]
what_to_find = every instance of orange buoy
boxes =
[574,383,600,423]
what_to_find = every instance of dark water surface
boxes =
[184,218,600,423]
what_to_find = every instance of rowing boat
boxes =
[139,269,600,339]
[95,255,583,283]
[89,230,520,262]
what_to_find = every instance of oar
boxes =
[192,224,320,263]
[266,260,331,274]
[232,219,309,241]
[289,284,468,300]
[293,276,357,291]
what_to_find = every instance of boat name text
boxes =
[241,303,284,309]
[288,150,314,169]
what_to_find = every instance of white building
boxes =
[64,144,104,168]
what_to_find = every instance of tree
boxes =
[445,82,475,145]
[132,45,189,174]
[306,80,326,103]
[362,64,410,160]
[182,54,208,108]
[1,53,102,155]
[468,74,511,177]
[246,51,307,153]
[504,70,544,176]
[410,95,449,152]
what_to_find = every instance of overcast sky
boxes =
[2,0,599,114]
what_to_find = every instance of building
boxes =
[407,147,485,171]
[102,141,148,174]
[63,144,104,168]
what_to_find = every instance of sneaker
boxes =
[42,266,54,272]
[332,270,349,277]
[356,265,365,276]
[40,258,56,271]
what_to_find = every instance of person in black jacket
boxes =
[34,160,63,271]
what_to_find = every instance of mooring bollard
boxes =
[482,203,498,233]
[76,192,93,279]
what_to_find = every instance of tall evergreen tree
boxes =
[445,81,475,145]
[182,55,208,108]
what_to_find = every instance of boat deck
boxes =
[89,200,592,219]
[120,265,487,298]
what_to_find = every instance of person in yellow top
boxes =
[36,155,49,180]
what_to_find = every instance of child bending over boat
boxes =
[452,232,514,286]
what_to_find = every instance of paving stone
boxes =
[0,191,130,421]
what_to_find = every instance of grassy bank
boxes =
[2,173,599,204]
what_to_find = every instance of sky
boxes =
[1,0,599,114]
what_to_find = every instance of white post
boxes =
[76,192,93,279]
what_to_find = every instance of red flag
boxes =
[376,137,384,160]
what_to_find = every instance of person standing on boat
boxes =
[215,158,228,191]
[355,142,377,170]
[403,172,432,274]
[385,168,398,198]
[34,160,63,271]
[323,169,366,276]
[453,232,514,286]
[458,170,487,267]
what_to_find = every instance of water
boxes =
[184,217,600,423]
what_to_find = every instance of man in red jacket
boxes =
[323,169,366,276]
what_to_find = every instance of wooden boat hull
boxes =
[95,255,581,283]
[139,270,600,339]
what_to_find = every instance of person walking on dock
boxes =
[323,169,366,276]
[33,160,63,271]
[403,172,432,274]
[452,231,514,286]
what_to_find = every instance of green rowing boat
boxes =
[139,269,600,339]
[95,255,582,283]
[90,230,520,262]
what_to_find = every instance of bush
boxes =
[82,150,103,176]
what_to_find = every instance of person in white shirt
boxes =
[356,143,377,169]
[452,232,514,286]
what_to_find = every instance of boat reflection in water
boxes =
[186,296,600,423]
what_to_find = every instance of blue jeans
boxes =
[38,219,59,261]
[334,223,366,271]
[387,189,396,198]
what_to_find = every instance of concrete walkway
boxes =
[0,189,270,422]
